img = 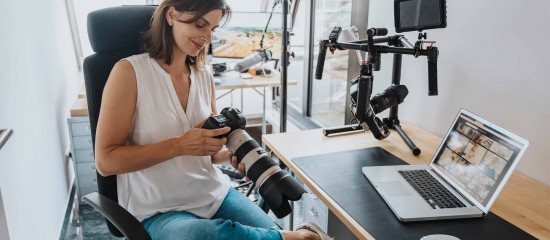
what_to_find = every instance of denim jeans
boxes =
[142,188,283,240]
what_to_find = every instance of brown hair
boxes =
[141,0,231,67]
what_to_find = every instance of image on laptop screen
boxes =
[432,111,527,207]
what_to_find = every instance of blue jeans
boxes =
[142,188,282,240]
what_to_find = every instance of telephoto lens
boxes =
[202,107,305,218]
[370,84,409,114]
[350,84,409,114]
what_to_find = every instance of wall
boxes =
[367,0,550,186]
[0,0,80,239]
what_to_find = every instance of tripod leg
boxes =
[393,124,421,156]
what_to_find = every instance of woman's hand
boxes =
[230,156,246,177]
[175,119,231,156]
[211,147,232,164]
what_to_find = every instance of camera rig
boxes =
[316,27,439,156]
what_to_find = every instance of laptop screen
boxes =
[431,109,528,208]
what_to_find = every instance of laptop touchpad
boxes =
[379,181,413,197]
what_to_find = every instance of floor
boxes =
[65,205,122,240]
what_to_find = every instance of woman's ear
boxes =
[166,7,175,26]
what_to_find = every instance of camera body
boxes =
[202,107,305,218]
[201,107,247,138]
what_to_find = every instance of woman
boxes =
[95,0,330,239]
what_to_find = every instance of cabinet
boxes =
[302,184,358,239]
[68,97,97,204]
[302,185,329,232]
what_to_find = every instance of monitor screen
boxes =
[394,0,447,33]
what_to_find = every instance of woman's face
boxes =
[167,7,222,58]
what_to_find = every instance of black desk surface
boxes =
[293,147,534,240]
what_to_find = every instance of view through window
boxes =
[215,0,282,59]
[70,0,349,128]
[311,0,352,127]
[72,0,147,58]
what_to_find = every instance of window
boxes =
[286,0,306,113]
[70,0,148,60]
[280,0,354,129]
[68,0,285,61]
[310,0,352,127]
[214,0,282,58]
[226,0,275,13]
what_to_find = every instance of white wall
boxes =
[367,0,550,186]
[0,0,80,239]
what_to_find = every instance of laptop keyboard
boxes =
[398,170,467,209]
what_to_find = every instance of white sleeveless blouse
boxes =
[117,53,230,222]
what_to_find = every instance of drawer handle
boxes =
[308,208,319,218]
[93,178,97,184]
[91,165,96,171]
[88,139,92,144]
[86,125,91,131]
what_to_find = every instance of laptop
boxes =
[362,109,529,221]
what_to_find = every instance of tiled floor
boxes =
[66,204,123,240]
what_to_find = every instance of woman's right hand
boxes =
[176,119,231,156]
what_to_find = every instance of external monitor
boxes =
[394,0,447,33]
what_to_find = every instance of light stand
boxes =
[280,0,289,133]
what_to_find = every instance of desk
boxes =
[214,69,297,135]
[262,122,550,239]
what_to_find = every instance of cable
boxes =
[259,0,281,50]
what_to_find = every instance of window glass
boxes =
[226,0,282,13]
[214,0,282,58]
[72,0,146,57]
[286,0,306,113]
[311,0,352,126]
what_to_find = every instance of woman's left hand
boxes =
[211,146,232,164]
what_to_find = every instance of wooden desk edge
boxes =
[215,79,298,90]
[295,159,374,240]
[70,98,89,117]
[263,128,550,240]
[215,82,297,90]
[265,135,375,240]
[215,69,298,90]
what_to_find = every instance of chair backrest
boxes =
[83,5,155,237]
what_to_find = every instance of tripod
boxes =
[317,28,439,156]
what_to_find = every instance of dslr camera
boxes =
[202,107,305,218]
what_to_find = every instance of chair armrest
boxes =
[82,192,151,240]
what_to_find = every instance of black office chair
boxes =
[82,5,155,240]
